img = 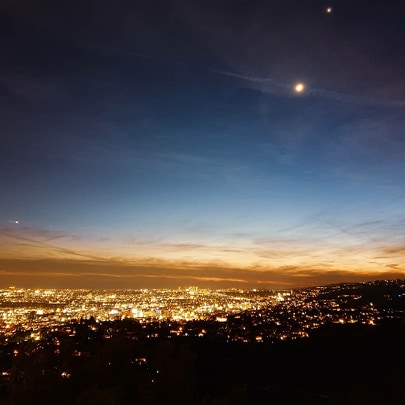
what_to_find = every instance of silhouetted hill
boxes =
[0,318,403,404]
[0,280,404,404]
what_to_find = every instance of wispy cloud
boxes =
[381,246,405,257]
[2,223,404,273]
[0,71,70,106]
[0,256,403,290]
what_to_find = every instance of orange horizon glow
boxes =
[0,225,403,289]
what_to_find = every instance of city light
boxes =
[0,280,400,343]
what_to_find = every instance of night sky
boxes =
[1,0,404,289]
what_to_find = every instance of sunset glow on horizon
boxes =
[1,0,404,289]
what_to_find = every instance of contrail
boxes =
[209,68,280,84]
[308,88,405,108]
[96,45,405,109]
[209,68,405,108]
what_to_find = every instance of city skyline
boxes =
[1,0,404,289]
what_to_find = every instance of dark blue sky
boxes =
[1,0,404,288]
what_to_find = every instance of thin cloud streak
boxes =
[210,68,405,108]
[81,43,405,109]
[0,257,403,290]
[1,224,404,280]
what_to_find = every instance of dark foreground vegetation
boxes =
[0,318,404,405]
